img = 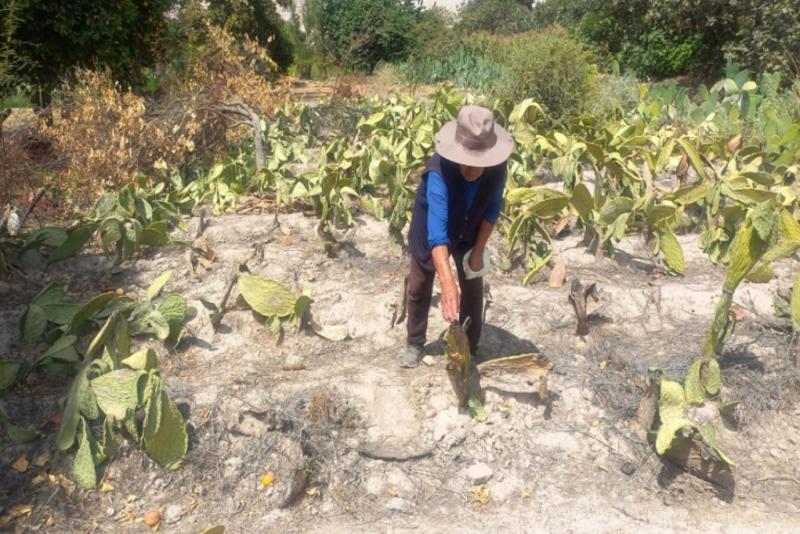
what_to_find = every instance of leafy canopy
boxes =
[303,0,421,72]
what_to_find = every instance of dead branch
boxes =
[208,248,257,331]
[357,443,434,462]
[663,432,735,490]
[483,281,493,326]
[477,353,553,401]
[214,101,266,171]
[0,188,44,237]
[20,188,46,230]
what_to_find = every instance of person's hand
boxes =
[440,278,460,323]
[468,249,484,273]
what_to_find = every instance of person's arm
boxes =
[426,171,450,249]
[426,171,459,322]
[432,244,459,323]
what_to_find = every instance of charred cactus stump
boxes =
[444,321,486,421]
[569,278,599,336]
[390,274,409,328]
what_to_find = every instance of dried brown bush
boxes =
[42,23,288,208]
[182,24,285,113]
[0,115,60,210]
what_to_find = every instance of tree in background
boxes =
[303,0,421,73]
[528,0,590,29]
[1,0,30,99]
[689,0,799,80]
[457,0,535,34]
[577,0,707,78]
[529,0,800,81]
[10,0,174,92]
[205,0,294,71]
[4,0,295,96]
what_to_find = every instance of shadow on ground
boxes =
[426,323,540,360]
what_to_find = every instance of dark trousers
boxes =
[406,253,483,353]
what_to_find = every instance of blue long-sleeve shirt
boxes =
[426,170,505,249]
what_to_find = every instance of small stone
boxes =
[283,354,305,371]
[472,422,490,438]
[428,392,452,412]
[491,474,521,502]
[223,457,243,478]
[432,407,466,442]
[524,416,534,431]
[106,507,116,517]
[242,390,270,412]
[193,385,219,407]
[531,431,581,454]
[385,467,414,496]
[421,355,436,366]
[385,497,411,512]
[466,462,493,484]
[559,387,584,412]
[365,473,384,496]
[233,414,267,437]
[164,504,185,524]
[443,427,467,449]
[620,462,637,476]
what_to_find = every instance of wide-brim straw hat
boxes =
[435,105,513,168]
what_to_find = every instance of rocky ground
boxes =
[1,209,799,533]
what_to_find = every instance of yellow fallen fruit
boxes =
[33,452,51,467]
[260,472,275,487]
[11,456,29,473]
[144,510,161,528]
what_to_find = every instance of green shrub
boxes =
[399,27,598,118]
[484,28,598,117]
[407,6,456,50]
[291,46,344,80]
[627,30,701,78]
[399,38,501,92]
[585,73,640,119]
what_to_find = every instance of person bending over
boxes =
[400,105,513,368]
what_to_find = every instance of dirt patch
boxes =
[1,212,799,532]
